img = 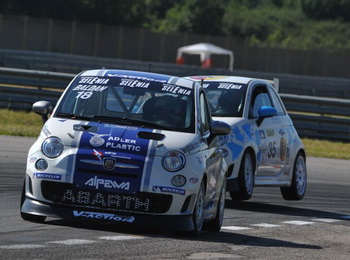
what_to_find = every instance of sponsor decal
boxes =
[29,157,37,163]
[105,142,141,151]
[181,142,200,154]
[89,133,109,147]
[93,149,103,161]
[104,151,131,160]
[33,173,62,180]
[103,157,116,170]
[106,73,167,83]
[73,210,135,223]
[266,129,275,137]
[85,176,130,190]
[259,130,266,139]
[43,125,51,137]
[64,190,150,211]
[218,83,242,90]
[105,136,141,151]
[279,129,287,161]
[153,186,185,195]
[73,85,108,92]
[161,84,191,96]
[78,77,110,85]
[120,79,150,88]
[280,137,287,161]
[67,132,75,139]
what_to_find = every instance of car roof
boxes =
[80,69,195,89]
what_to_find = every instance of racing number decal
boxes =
[268,141,276,158]
[76,91,93,99]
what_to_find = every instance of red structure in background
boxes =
[176,43,233,71]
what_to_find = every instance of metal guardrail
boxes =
[1,67,349,141]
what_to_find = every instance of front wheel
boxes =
[280,152,307,200]
[230,151,254,201]
[192,181,205,234]
[20,180,46,223]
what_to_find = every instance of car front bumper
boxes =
[21,196,195,231]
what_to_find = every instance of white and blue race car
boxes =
[20,69,231,233]
[186,76,307,201]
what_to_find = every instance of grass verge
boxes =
[1,109,349,159]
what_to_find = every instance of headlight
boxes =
[162,151,186,172]
[42,137,64,158]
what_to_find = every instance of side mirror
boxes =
[256,106,277,127]
[210,120,231,136]
[32,101,53,124]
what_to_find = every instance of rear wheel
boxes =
[281,152,307,200]
[192,181,205,234]
[204,176,226,232]
[20,180,46,223]
[230,151,254,200]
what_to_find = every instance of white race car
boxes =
[20,69,231,234]
[186,76,307,201]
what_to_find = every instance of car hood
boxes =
[39,117,200,156]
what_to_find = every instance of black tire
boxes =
[204,176,226,232]
[230,151,254,200]
[20,180,46,223]
[191,181,205,234]
[281,152,307,200]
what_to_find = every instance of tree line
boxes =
[1,0,350,50]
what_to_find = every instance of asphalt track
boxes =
[1,135,349,259]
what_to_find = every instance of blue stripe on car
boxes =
[73,122,152,194]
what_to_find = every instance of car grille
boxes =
[41,181,172,213]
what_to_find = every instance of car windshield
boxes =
[54,74,195,133]
[203,82,247,117]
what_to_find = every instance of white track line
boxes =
[47,239,96,245]
[282,220,314,225]
[98,235,144,241]
[221,226,252,231]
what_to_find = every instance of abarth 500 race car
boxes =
[186,76,307,201]
[20,69,231,233]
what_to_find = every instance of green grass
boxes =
[1,109,349,159]
[0,109,42,137]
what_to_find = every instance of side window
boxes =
[269,87,286,116]
[250,86,272,118]
[200,92,211,134]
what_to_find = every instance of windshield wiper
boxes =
[91,115,132,125]
[91,116,173,130]
[55,113,92,121]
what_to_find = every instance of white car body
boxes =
[21,70,231,233]
[186,76,307,201]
